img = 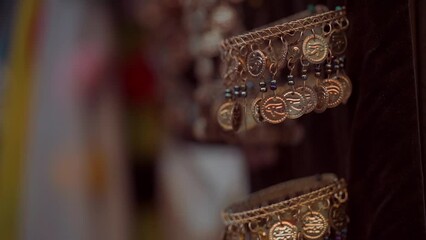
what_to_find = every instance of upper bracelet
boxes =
[221,8,347,50]
[216,7,351,132]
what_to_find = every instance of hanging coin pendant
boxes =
[330,204,349,231]
[329,31,347,55]
[302,35,329,64]
[251,97,264,123]
[314,85,330,113]
[296,86,318,114]
[217,102,234,131]
[269,221,297,240]
[260,96,288,124]
[283,90,307,119]
[336,74,352,104]
[323,78,344,108]
[247,50,267,77]
[301,212,329,240]
[231,102,243,131]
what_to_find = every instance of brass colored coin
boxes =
[247,50,266,77]
[323,78,344,108]
[330,204,349,231]
[269,221,297,240]
[283,89,307,119]
[314,85,329,113]
[251,97,264,123]
[231,102,243,131]
[335,74,352,104]
[217,102,234,131]
[302,35,329,64]
[296,86,318,114]
[301,211,329,239]
[260,96,288,124]
[329,31,347,55]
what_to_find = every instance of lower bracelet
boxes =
[221,174,349,240]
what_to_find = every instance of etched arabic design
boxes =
[302,212,328,239]
[269,222,297,240]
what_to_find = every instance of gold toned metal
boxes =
[335,74,352,104]
[269,221,297,240]
[251,97,264,123]
[301,212,328,239]
[217,102,234,131]
[222,9,346,49]
[329,204,348,231]
[296,86,317,114]
[282,90,307,119]
[329,31,347,55]
[314,85,329,113]
[261,96,288,124]
[323,79,344,108]
[232,102,243,131]
[247,50,267,77]
[302,35,329,64]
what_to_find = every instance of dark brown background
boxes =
[246,0,426,239]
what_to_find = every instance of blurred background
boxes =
[0,0,347,240]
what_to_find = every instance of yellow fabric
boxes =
[0,1,39,239]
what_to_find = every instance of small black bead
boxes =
[288,80,295,85]
[260,87,267,92]
[240,84,247,91]
[334,59,340,64]
[326,69,332,74]
[234,91,240,97]
[270,84,277,90]
[301,69,308,74]
[233,85,240,91]
[326,63,332,69]
[225,93,232,99]
[259,81,266,87]
[301,74,308,80]
[340,63,345,68]
[241,91,247,98]
[287,74,294,81]
[225,88,232,94]
[334,64,340,69]
[315,72,321,77]
[339,57,345,63]
[270,79,277,85]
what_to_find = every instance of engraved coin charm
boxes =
[283,90,307,119]
[296,86,318,114]
[251,97,264,123]
[232,102,243,131]
[323,79,344,108]
[302,35,329,64]
[301,212,328,239]
[269,221,297,240]
[335,74,352,104]
[329,31,347,55]
[217,102,234,131]
[314,85,330,113]
[260,96,288,124]
[247,50,267,77]
[330,204,349,231]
